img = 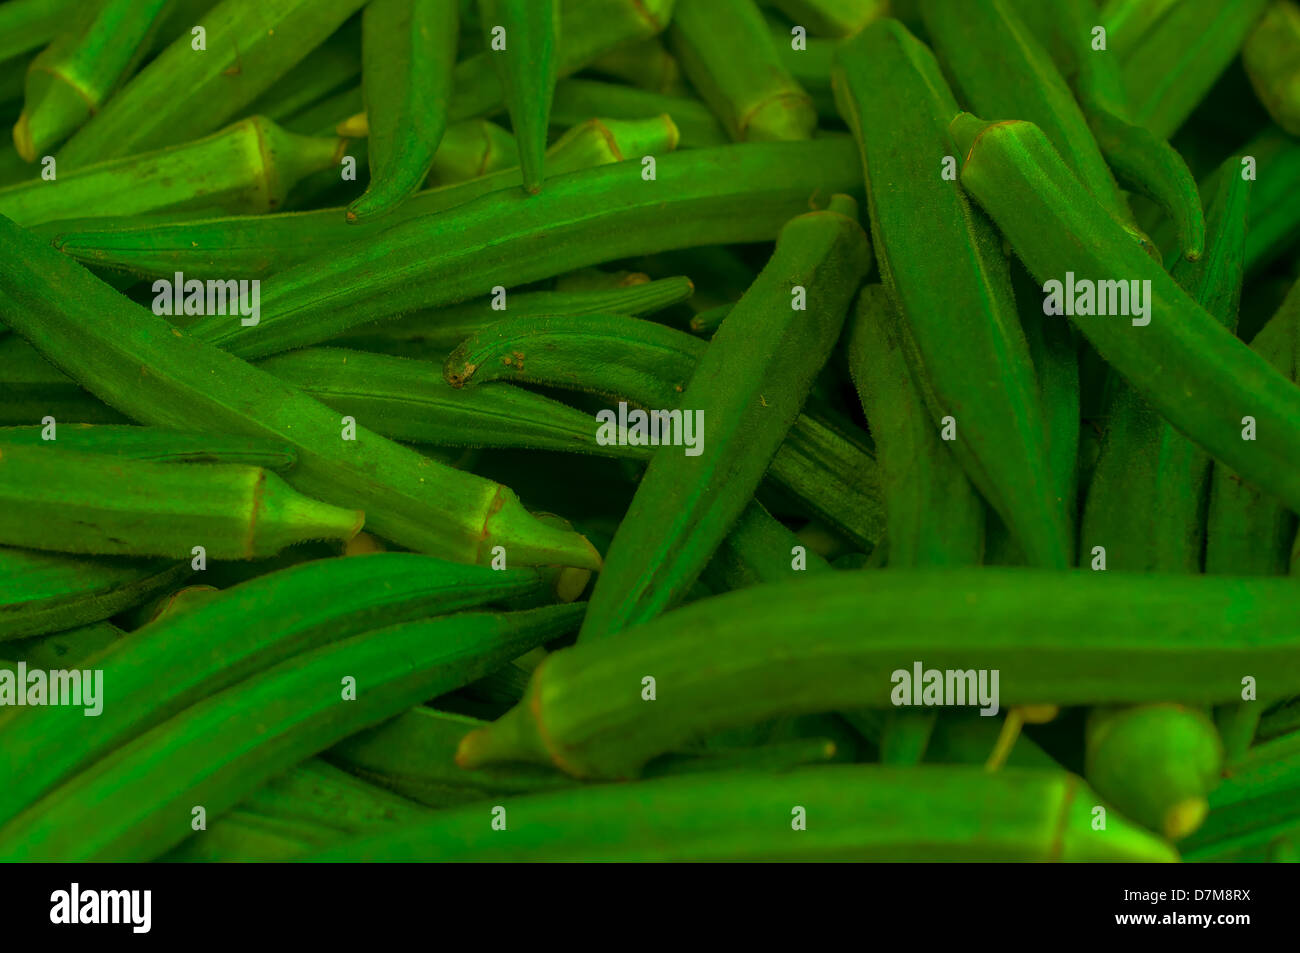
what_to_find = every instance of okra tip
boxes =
[1163,798,1210,842]
[11,111,35,164]
[485,492,603,572]
[455,689,556,773]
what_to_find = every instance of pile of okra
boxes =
[2,0,1300,865]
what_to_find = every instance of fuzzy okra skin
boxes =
[349,0,458,221]
[953,114,1300,521]
[0,214,600,570]
[0,424,296,470]
[835,20,1069,570]
[13,0,172,161]
[0,116,345,226]
[310,765,1176,862]
[458,569,1300,780]
[0,553,568,830]
[0,443,361,560]
[56,0,370,165]
[479,0,560,194]
[0,603,582,862]
[668,0,815,142]
[576,195,870,642]
[0,548,189,641]
[50,114,680,280]
[186,137,864,360]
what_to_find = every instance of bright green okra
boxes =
[577,195,870,642]
[13,0,172,160]
[349,0,458,221]
[308,765,1176,862]
[185,137,863,359]
[0,0,83,64]
[0,116,344,226]
[0,214,602,570]
[0,424,296,470]
[57,0,369,165]
[0,603,582,861]
[551,78,728,147]
[0,443,361,560]
[0,552,570,829]
[952,114,1300,520]
[49,114,679,280]
[835,20,1070,569]
[478,0,559,194]
[459,569,1300,780]
[668,0,816,142]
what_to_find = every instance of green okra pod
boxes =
[551,78,728,147]
[0,603,582,861]
[585,37,686,95]
[668,0,816,142]
[309,764,1176,862]
[769,0,886,37]
[0,116,345,226]
[766,16,838,122]
[56,0,370,165]
[1102,0,1183,60]
[5,621,123,671]
[0,334,129,425]
[186,137,863,359]
[952,114,1300,520]
[0,424,296,470]
[1085,704,1223,840]
[256,347,647,458]
[50,114,680,280]
[0,552,574,829]
[1243,0,1300,136]
[458,569,1300,780]
[240,18,363,124]
[0,0,82,64]
[0,214,602,570]
[0,443,362,560]
[835,20,1070,569]
[846,284,984,569]
[349,0,459,221]
[478,0,559,194]
[13,0,173,161]
[424,118,518,186]
[577,194,871,642]
[0,547,189,642]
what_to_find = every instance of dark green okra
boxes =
[241,18,363,124]
[459,569,1300,780]
[478,0,559,194]
[0,214,601,570]
[185,137,864,359]
[0,443,361,560]
[308,765,1177,862]
[0,117,344,226]
[0,424,296,470]
[0,603,582,861]
[349,0,458,221]
[0,552,572,829]
[576,195,871,642]
[952,114,1300,519]
[50,114,679,280]
[56,0,370,165]
[5,621,123,670]
[1242,0,1300,135]
[835,19,1070,569]
[668,0,816,142]
[585,37,686,95]
[423,118,518,186]
[769,0,886,37]
[551,78,729,147]
[0,0,83,64]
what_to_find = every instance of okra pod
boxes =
[0,116,345,226]
[577,194,870,641]
[349,0,459,221]
[0,214,602,570]
[952,114,1300,519]
[834,20,1070,569]
[551,78,728,148]
[241,18,363,124]
[0,0,82,64]
[768,0,886,37]
[0,335,128,425]
[424,119,518,186]
[0,443,362,559]
[459,569,1300,780]
[478,0,559,194]
[5,620,122,670]
[585,38,686,96]
[57,0,370,164]
[1242,0,1300,136]
[668,0,816,142]
[0,547,189,641]
[0,603,582,861]
[0,424,296,470]
[186,137,864,358]
[0,552,570,828]
[309,765,1176,862]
